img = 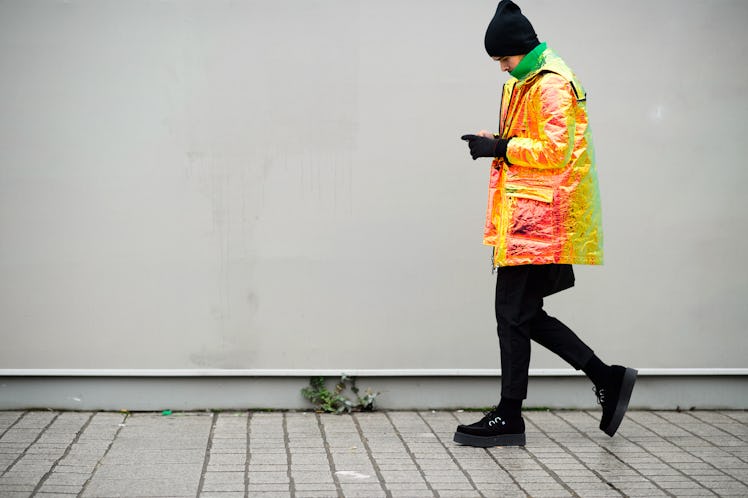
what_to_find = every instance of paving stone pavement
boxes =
[0,410,746,497]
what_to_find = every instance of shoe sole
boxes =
[453,431,526,447]
[602,367,638,437]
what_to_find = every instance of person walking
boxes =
[457,0,636,448]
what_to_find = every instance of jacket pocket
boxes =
[505,183,554,203]
[504,183,556,242]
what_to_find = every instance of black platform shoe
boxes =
[594,365,638,437]
[453,408,526,447]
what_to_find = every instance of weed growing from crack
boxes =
[301,375,379,414]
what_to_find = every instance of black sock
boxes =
[497,397,523,418]
[583,355,611,387]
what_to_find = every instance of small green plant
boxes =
[301,375,379,414]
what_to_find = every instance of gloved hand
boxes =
[461,134,509,161]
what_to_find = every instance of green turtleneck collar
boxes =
[509,42,547,80]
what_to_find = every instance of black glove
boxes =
[461,134,509,161]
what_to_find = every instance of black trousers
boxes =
[495,264,594,400]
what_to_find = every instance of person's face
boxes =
[492,54,525,73]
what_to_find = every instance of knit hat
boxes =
[484,0,540,57]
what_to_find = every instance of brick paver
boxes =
[0,410,745,497]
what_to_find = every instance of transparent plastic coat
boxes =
[484,48,603,267]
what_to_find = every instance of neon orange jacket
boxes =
[484,47,603,268]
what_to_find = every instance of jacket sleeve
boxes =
[505,74,576,170]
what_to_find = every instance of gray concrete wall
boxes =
[1,1,747,384]
[2,373,747,411]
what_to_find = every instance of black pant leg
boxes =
[528,309,595,370]
[495,264,597,399]
[495,265,544,400]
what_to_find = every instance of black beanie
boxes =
[484,0,540,57]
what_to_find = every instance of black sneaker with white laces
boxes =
[453,408,526,447]
[594,365,638,437]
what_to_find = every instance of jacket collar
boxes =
[509,42,547,80]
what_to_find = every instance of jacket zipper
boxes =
[492,81,520,274]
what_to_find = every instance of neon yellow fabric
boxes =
[484,47,603,267]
